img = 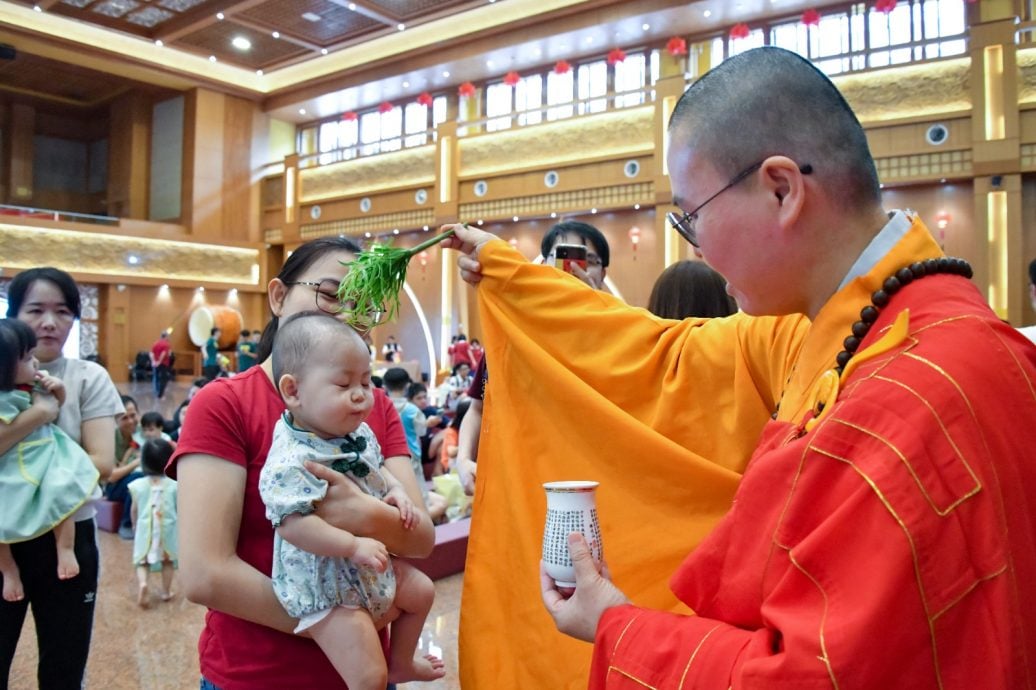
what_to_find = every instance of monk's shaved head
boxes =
[669,47,880,213]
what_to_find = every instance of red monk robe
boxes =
[591,218,1036,688]
[459,245,811,686]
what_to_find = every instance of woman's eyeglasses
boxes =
[286,280,387,325]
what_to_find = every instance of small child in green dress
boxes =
[129,438,177,608]
[0,318,99,602]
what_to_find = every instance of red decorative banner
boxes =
[554,59,572,75]
[666,36,688,57]
[341,111,358,122]
[503,71,521,87]
[875,0,897,13]
[730,23,750,39]
[378,101,393,114]
[607,48,626,65]
[802,9,821,26]
[458,81,476,97]
[416,92,433,107]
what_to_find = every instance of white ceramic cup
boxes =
[542,480,602,588]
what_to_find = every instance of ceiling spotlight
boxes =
[486,60,494,68]
[634,203,640,210]
[423,225,429,231]
[229,288,238,297]
[591,208,598,214]
[272,31,280,38]
[298,108,306,115]
[397,23,405,31]
[209,55,217,62]
[216,11,224,20]
[403,80,410,88]
[550,212,557,218]
[196,287,205,293]
[364,232,372,238]
[703,9,712,18]
[392,228,400,234]
[320,48,328,55]
[232,36,251,51]
[127,255,140,265]
[477,220,484,226]
[442,70,450,78]
[585,36,593,44]
[256,69,264,75]
[302,12,321,22]
[154,39,164,47]
[348,2,356,9]
[513,216,519,222]
[642,23,650,30]
[33,4,42,11]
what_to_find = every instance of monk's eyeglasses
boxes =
[667,161,813,248]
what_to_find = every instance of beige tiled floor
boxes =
[7,378,463,689]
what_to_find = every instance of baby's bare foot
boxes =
[137,583,150,608]
[56,548,80,580]
[1,572,24,602]
[387,653,446,684]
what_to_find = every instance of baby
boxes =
[259,312,445,689]
[0,318,99,601]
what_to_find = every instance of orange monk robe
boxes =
[458,241,813,690]
[591,219,1036,688]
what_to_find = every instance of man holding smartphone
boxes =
[454,220,611,495]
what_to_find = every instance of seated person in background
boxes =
[438,399,471,476]
[443,363,472,412]
[647,260,738,319]
[166,377,208,442]
[381,335,403,363]
[140,411,174,444]
[259,313,444,688]
[107,395,144,539]
[383,369,447,522]
[405,382,444,473]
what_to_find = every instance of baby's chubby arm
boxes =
[35,372,66,407]
[383,476,419,530]
[277,513,389,572]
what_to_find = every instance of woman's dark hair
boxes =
[540,220,611,268]
[406,382,427,400]
[140,438,175,476]
[258,236,362,361]
[5,267,82,320]
[210,327,220,336]
[647,260,738,320]
[120,394,137,409]
[0,318,37,390]
[450,398,471,430]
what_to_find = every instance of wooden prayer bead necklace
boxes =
[772,256,974,420]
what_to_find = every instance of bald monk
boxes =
[446,47,1036,689]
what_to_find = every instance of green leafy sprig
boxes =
[336,225,460,330]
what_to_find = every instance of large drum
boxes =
[188,305,242,349]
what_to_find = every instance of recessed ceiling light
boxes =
[320,48,328,55]
[299,108,306,115]
[302,12,321,22]
[550,212,557,218]
[642,23,650,30]
[272,31,280,38]
[591,208,598,214]
[534,48,541,56]
[348,2,356,9]
[402,80,410,87]
[585,36,593,44]
[256,69,263,75]
[704,9,712,18]
[232,36,251,51]
[33,4,41,11]
[154,39,163,47]
[127,255,140,265]
[364,232,372,238]
[209,55,217,62]
[486,60,494,68]
[392,228,400,234]
[442,70,450,78]
[216,12,224,20]
[513,216,519,222]
[397,23,405,31]
[634,203,640,210]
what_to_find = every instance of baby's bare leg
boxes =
[385,561,445,683]
[0,543,23,602]
[136,564,150,608]
[54,519,80,580]
[308,606,387,690]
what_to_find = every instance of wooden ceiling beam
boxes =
[154,0,267,43]
[326,0,398,29]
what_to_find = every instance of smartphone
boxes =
[552,244,588,273]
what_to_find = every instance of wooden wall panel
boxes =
[222,95,257,243]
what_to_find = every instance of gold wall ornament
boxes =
[299,145,436,204]
[0,223,259,285]
[458,106,654,178]
[833,57,971,124]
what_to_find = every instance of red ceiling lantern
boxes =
[416,91,433,107]
[553,60,572,75]
[378,101,393,114]
[458,81,476,97]
[628,225,641,259]
[935,210,951,230]
[802,9,821,26]
[730,23,751,40]
[875,0,897,14]
[503,70,521,87]
[666,36,688,57]
[607,48,626,65]
[341,111,358,121]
